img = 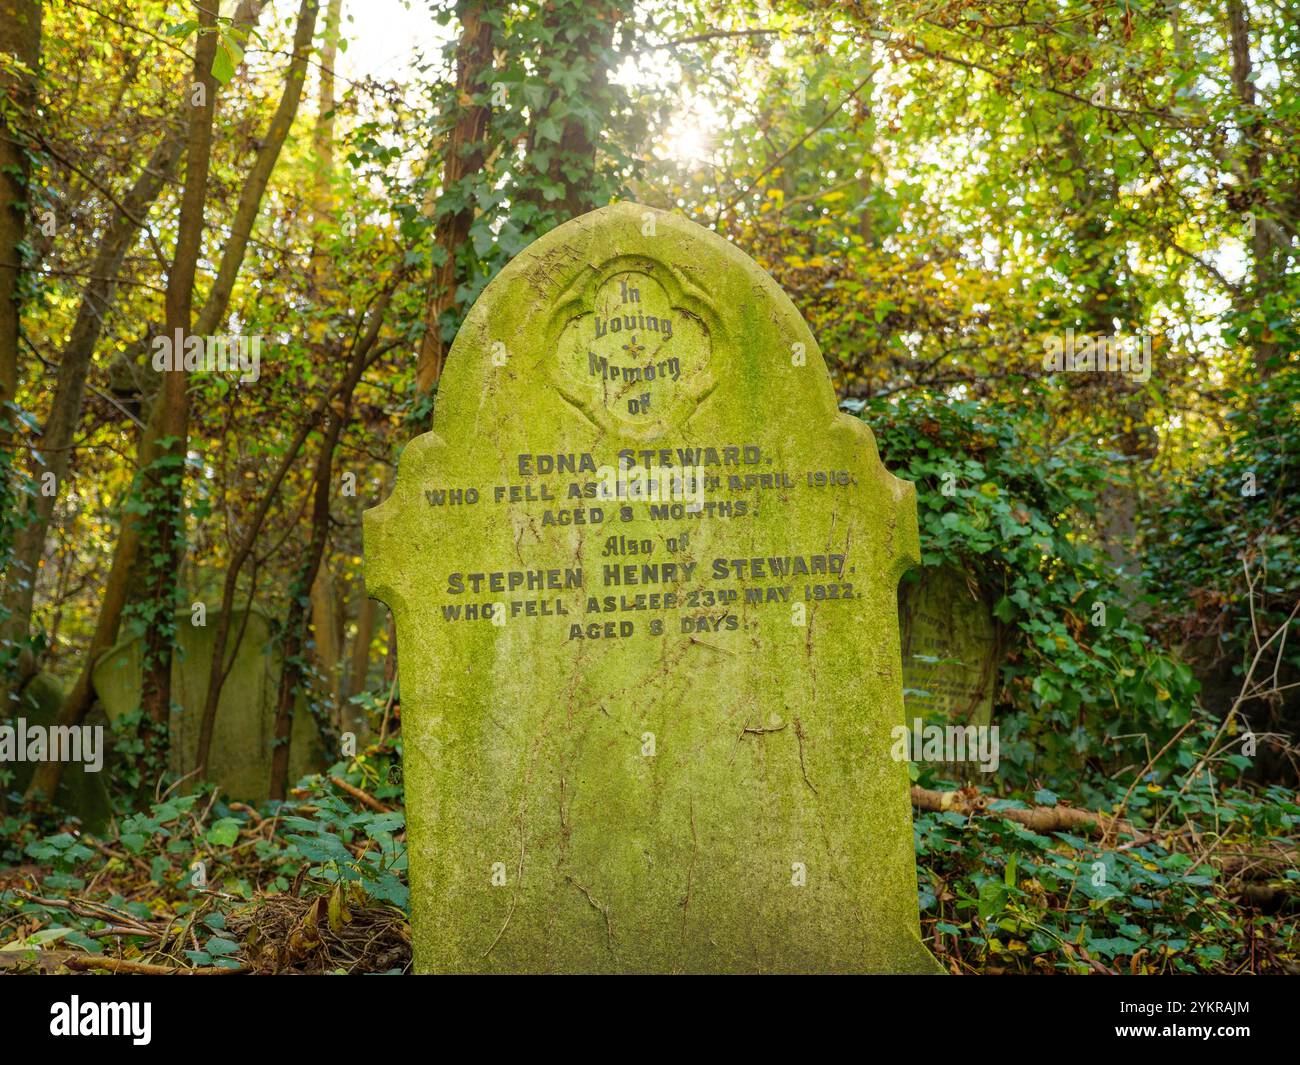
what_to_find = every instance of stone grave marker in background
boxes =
[4,673,113,833]
[366,202,941,973]
[899,565,1000,731]
[93,608,327,800]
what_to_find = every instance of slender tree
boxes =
[414,0,494,399]
[268,286,396,799]
[1227,0,1282,378]
[136,0,223,748]
[0,0,41,418]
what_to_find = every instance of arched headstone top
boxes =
[369,202,917,615]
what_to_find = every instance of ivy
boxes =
[862,389,1202,787]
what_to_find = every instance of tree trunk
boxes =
[268,290,393,799]
[342,472,385,736]
[146,0,316,766]
[136,0,221,751]
[1227,0,1278,378]
[0,0,41,417]
[194,0,319,336]
[190,327,396,777]
[310,565,342,715]
[309,0,342,283]
[414,0,494,398]
[515,2,625,224]
[193,368,348,776]
[1059,121,1151,595]
[0,0,42,721]
[346,594,376,701]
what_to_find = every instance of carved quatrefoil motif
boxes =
[549,258,718,438]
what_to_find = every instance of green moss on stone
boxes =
[7,673,113,834]
[92,609,327,801]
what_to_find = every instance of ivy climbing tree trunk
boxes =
[0,0,42,720]
[515,0,627,226]
[414,0,494,400]
[136,0,221,753]
[0,0,41,422]
[543,2,620,222]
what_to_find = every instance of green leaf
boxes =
[207,817,241,847]
[212,43,236,85]
[1,927,73,951]
[978,880,1008,920]
[205,936,240,957]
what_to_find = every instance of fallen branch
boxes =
[911,785,1137,840]
[85,926,163,940]
[329,775,391,813]
[65,955,250,975]
[14,891,158,935]
[228,801,264,824]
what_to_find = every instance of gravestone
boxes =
[92,608,327,800]
[900,566,1000,730]
[4,673,113,833]
[366,202,940,973]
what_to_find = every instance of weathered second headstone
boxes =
[900,566,1000,730]
[4,673,113,833]
[366,202,940,973]
[92,608,327,800]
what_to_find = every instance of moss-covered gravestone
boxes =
[92,609,327,801]
[366,202,940,973]
[4,673,113,833]
[900,566,1000,729]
